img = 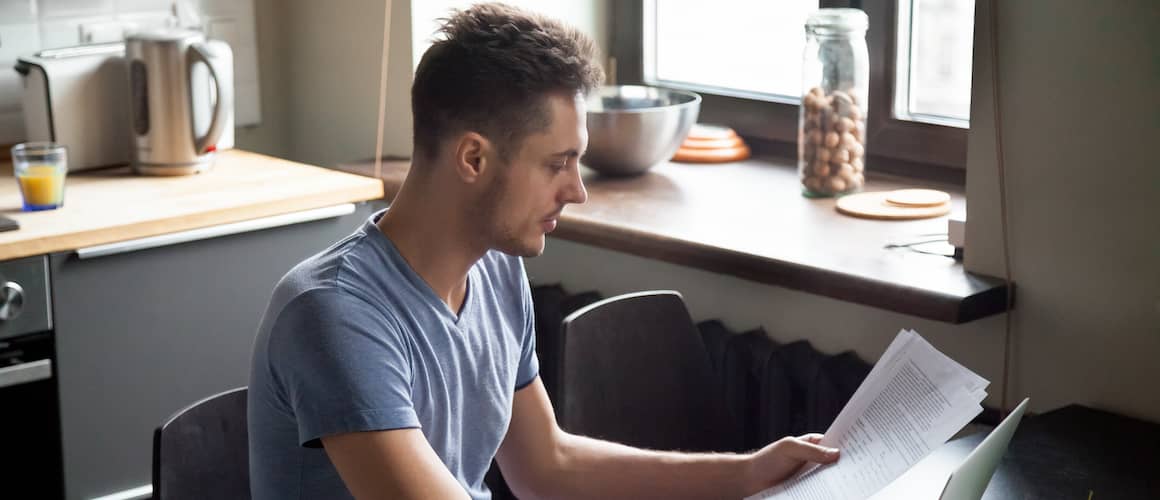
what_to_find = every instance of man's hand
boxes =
[743,433,841,495]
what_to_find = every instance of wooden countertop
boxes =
[0,149,384,260]
[338,156,1009,323]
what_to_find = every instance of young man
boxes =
[248,3,839,499]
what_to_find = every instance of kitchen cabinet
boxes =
[49,201,383,500]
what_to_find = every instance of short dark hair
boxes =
[411,2,604,163]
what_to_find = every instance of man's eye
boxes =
[549,162,567,172]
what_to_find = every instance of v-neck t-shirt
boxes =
[248,209,539,500]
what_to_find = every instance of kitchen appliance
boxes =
[15,43,132,172]
[14,37,234,174]
[0,256,63,499]
[125,29,234,175]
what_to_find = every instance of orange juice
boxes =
[17,164,66,210]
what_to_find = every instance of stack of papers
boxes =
[748,329,989,500]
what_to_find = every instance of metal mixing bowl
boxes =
[583,85,701,176]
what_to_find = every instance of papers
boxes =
[747,329,988,500]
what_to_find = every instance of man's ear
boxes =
[453,132,491,183]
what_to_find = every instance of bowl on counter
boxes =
[583,85,701,176]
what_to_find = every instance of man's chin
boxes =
[495,236,546,258]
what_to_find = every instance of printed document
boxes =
[747,329,988,500]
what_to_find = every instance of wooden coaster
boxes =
[885,189,951,207]
[681,135,744,150]
[672,144,751,163]
[685,124,738,141]
[836,191,951,220]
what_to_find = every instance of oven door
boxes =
[0,256,61,499]
[0,331,63,500]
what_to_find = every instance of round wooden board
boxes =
[681,135,744,150]
[885,188,951,207]
[836,191,951,220]
[672,144,751,163]
[686,124,737,141]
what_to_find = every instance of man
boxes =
[248,3,839,499]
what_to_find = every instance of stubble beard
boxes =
[473,165,543,258]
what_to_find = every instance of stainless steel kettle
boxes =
[125,29,233,175]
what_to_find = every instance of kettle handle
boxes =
[188,42,232,155]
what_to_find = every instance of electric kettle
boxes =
[125,29,233,175]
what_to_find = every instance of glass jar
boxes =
[798,9,869,197]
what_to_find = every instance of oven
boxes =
[0,256,63,499]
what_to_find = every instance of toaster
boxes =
[15,43,132,171]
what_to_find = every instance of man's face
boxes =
[476,92,589,257]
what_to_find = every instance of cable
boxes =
[373,0,394,181]
[988,0,1016,418]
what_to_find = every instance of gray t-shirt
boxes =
[248,210,539,499]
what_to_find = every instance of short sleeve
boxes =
[514,259,540,391]
[267,288,419,448]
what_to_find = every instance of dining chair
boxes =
[152,386,249,500]
[558,290,728,452]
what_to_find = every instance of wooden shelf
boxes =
[338,156,1010,323]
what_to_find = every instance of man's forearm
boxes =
[547,431,754,499]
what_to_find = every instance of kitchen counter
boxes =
[0,149,384,261]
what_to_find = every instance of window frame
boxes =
[609,0,969,177]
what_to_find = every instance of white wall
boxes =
[411,0,609,73]
[245,0,609,167]
[962,0,1160,420]
[233,0,288,156]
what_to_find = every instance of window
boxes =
[646,0,817,103]
[615,0,976,173]
[895,0,975,127]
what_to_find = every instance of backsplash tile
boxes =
[0,23,41,65]
[38,15,114,48]
[0,0,38,23]
[38,0,113,19]
[2,0,261,144]
[114,0,169,13]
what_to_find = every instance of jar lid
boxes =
[806,8,869,32]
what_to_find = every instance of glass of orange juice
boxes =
[11,142,68,211]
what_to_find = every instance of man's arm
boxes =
[322,429,470,500]
[496,378,840,499]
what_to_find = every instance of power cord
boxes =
[988,0,1017,418]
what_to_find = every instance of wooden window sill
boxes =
[337,156,1010,323]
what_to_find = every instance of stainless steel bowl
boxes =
[583,85,701,176]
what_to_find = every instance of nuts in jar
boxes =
[799,85,867,197]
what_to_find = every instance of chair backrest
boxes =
[559,291,725,452]
[153,387,249,500]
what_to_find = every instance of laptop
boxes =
[937,397,1030,500]
[870,397,1030,500]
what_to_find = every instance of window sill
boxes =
[337,155,1010,324]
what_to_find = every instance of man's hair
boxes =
[411,3,604,163]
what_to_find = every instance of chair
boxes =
[152,387,250,500]
[558,291,727,452]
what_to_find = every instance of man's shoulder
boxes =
[267,234,397,325]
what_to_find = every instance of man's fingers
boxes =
[777,437,840,464]
[797,433,825,444]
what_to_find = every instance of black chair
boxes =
[152,387,250,500]
[558,290,727,452]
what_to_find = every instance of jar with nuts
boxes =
[799,8,869,197]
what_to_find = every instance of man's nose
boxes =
[565,166,588,205]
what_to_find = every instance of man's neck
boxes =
[376,172,486,313]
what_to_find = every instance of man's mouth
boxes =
[541,209,563,233]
